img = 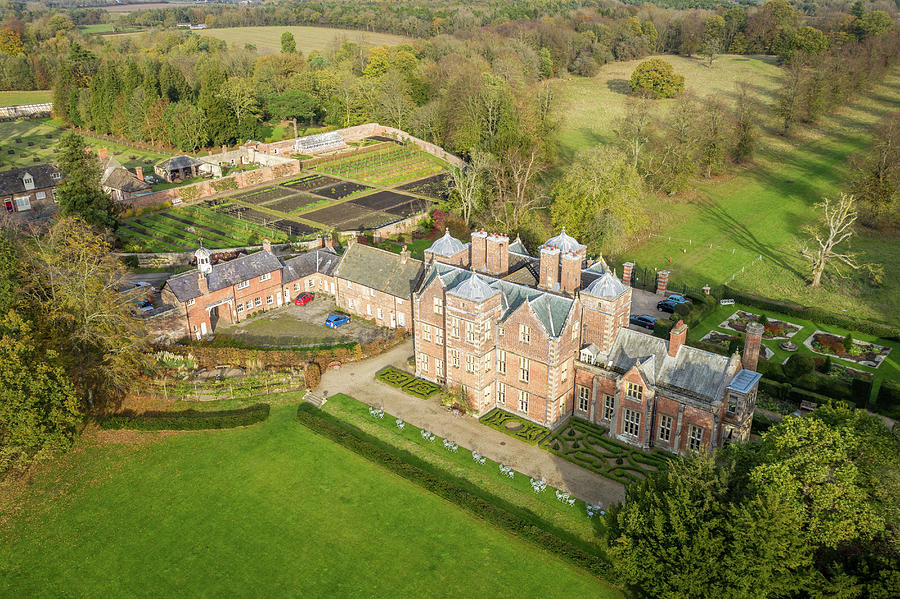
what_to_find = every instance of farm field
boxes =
[0,90,51,106]
[0,118,168,171]
[0,402,619,598]
[554,56,900,323]
[195,25,412,55]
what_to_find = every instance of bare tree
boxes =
[447,150,489,227]
[800,194,869,287]
[616,93,654,170]
[488,146,547,234]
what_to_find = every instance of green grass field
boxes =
[554,56,900,323]
[313,144,446,187]
[0,90,52,106]
[196,25,412,55]
[0,401,619,597]
[0,118,168,171]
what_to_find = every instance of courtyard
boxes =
[215,299,391,347]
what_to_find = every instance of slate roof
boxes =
[508,236,530,256]
[423,262,575,338]
[334,243,424,298]
[101,157,151,193]
[0,164,61,196]
[426,230,466,257]
[728,369,763,394]
[602,328,740,402]
[165,249,284,302]
[583,272,627,300]
[281,249,340,283]
[448,272,498,302]
[157,155,203,172]
[540,228,585,253]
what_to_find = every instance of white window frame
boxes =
[254,297,262,307]
[518,356,530,383]
[423,325,432,342]
[449,317,459,339]
[626,382,643,401]
[14,196,30,211]
[497,349,506,375]
[450,349,460,368]
[623,408,641,438]
[435,328,444,346]
[603,394,614,421]
[419,353,429,372]
[518,390,529,414]
[465,354,476,373]
[236,303,244,313]
[236,280,250,291]
[688,425,704,452]
[658,414,672,443]
[465,321,477,343]
[266,296,274,305]
[259,273,271,282]
[519,324,530,343]
[578,386,590,412]
[36,191,46,200]
[433,296,443,315]
[497,382,506,403]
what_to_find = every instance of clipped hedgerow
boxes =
[294,404,611,578]
[100,404,270,431]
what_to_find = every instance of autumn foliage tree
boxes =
[629,58,685,99]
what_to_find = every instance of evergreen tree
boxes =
[280,31,297,54]
[54,133,117,231]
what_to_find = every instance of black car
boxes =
[629,314,658,330]
[657,299,677,313]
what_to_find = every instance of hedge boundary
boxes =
[100,404,271,430]
[294,403,611,579]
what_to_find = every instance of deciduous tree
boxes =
[800,194,876,288]
[629,58,685,99]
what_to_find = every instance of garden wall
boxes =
[125,160,302,212]
[114,239,326,269]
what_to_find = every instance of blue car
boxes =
[629,314,658,330]
[325,314,351,328]
[665,294,690,304]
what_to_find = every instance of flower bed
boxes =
[480,408,550,446]
[374,366,442,399]
[805,331,891,368]
[720,310,802,339]
[543,418,673,485]
[812,358,873,382]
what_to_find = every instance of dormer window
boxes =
[51,172,61,181]
[22,174,34,191]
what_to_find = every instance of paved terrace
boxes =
[320,340,626,506]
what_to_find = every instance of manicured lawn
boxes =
[0,404,619,597]
[0,90,51,106]
[194,25,412,55]
[555,56,900,323]
[324,394,604,546]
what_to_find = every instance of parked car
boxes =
[325,314,350,328]
[137,300,154,313]
[629,314,658,330]
[665,294,690,304]
[657,300,677,313]
[294,292,314,306]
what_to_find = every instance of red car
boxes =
[294,292,314,306]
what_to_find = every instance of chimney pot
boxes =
[135,167,144,181]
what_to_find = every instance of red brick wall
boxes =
[336,277,412,329]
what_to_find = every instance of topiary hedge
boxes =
[875,380,900,420]
[100,404,270,430]
[294,403,610,577]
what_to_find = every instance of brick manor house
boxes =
[161,228,761,455]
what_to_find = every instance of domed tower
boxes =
[195,245,212,275]
[580,271,632,353]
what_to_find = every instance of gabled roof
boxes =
[508,236,530,256]
[334,243,424,298]
[602,328,737,402]
[281,249,340,283]
[165,249,283,302]
[426,229,466,257]
[157,155,203,171]
[0,164,61,196]
[101,157,151,193]
[423,262,575,338]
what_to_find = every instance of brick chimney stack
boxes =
[560,251,583,295]
[743,322,765,371]
[400,245,409,265]
[668,320,687,357]
[470,230,487,272]
[97,148,108,162]
[197,271,208,295]
[262,238,272,253]
[135,167,144,181]
[484,233,509,276]
[539,246,560,290]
